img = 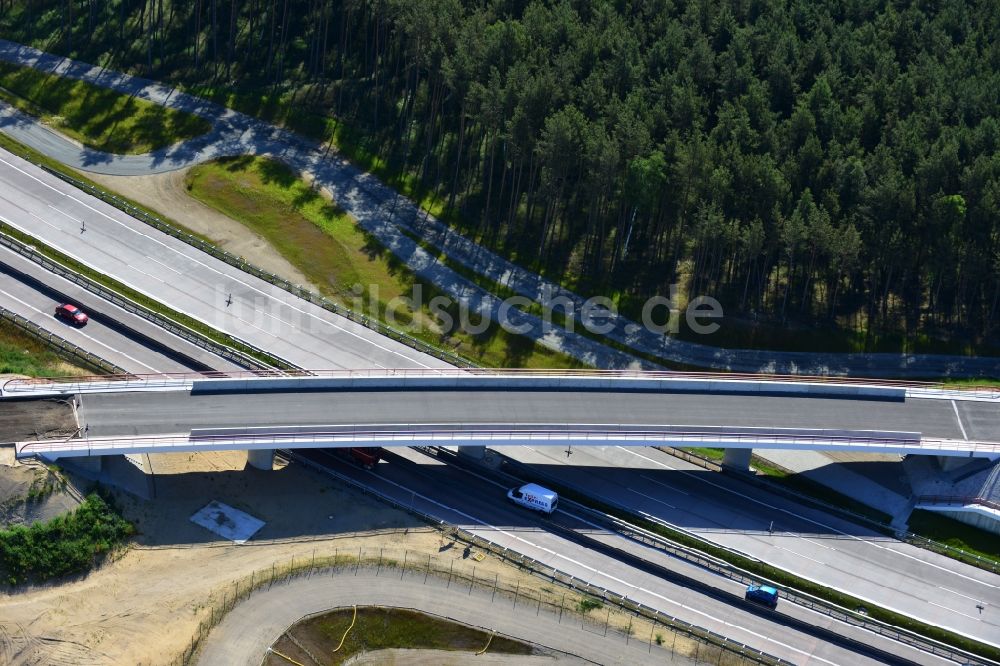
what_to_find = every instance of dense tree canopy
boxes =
[3,0,999,350]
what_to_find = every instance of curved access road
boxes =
[195,569,693,666]
[1,39,997,376]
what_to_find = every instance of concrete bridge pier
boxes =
[936,454,974,472]
[247,448,275,470]
[721,447,752,472]
[71,455,103,474]
[457,445,487,461]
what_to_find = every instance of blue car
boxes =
[745,584,779,609]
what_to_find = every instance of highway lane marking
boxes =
[939,586,986,603]
[0,153,436,369]
[146,256,182,275]
[927,600,982,621]
[27,210,61,230]
[775,545,824,565]
[613,446,1000,594]
[0,287,161,373]
[640,473,690,495]
[47,203,87,227]
[354,466,841,666]
[800,537,835,551]
[952,400,969,440]
[627,488,676,509]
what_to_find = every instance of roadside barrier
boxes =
[0,305,126,376]
[0,227,286,371]
[35,164,478,369]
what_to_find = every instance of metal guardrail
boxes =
[5,364,998,393]
[0,227,286,371]
[35,165,479,369]
[283,449,791,665]
[0,306,127,376]
[492,454,996,666]
[916,495,1000,512]
[19,425,974,459]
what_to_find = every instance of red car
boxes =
[54,303,89,326]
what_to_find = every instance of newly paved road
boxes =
[196,569,690,666]
[73,389,997,442]
[501,443,1000,648]
[0,243,239,374]
[294,447,949,665]
[0,148,448,370]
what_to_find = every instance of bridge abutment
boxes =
[247,448,275,470]
[73,455,103,474]
[457,445,487,461]
[721,447,752,472]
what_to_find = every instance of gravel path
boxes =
[2,39,997,376]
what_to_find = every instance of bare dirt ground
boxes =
[86,170,317,291]
[0,451,669,666]
[0,396,77,443]
[0,458,81,528]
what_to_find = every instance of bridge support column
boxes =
[721,448,752,472]
[936,455,972,472]
[73,455,103,474]
[457,446,487,461]
[247,448,274,471]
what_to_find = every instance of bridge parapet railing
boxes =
[21,424,995,459]
[7,366,996,396]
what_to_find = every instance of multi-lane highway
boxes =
[0,242,240,373]
[0,147,448,370]
[304,444,960,665]
[499,443,1000,648]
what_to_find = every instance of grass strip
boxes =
[0,222,287,370]
[184,156,585,370]
[0,316,92,376]
[0,491,133,586]
[512,474,1000,662]
[267,607,534,665]
[908,509,1000,567]
[0,61,212,154]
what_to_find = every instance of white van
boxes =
[507,483,558,514]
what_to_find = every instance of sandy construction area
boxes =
[86,170,317,291]
[0,451,631,665]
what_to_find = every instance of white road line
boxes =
[927,600,982,621]
[47,203,84,225]
[639,473,690,495]
[800,537,835,551]
[614,446,999,591]
[0,288,161,373]
[27,210,61,230]
[952,400,969,440]
[628,487,675,509]
[775,545,824,565]
[146,256,182,275]
[0,153,435,368]
[360,468,841,666]
[940,586,985,603]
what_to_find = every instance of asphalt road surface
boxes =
[297,447,952,665]
[0,147,448,370]
[76,389,999,442]
[0,243,239,374]
[500,443,1000,647]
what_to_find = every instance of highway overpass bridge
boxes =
[5,370,999,472]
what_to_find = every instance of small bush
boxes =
[0,492,134,586]
[577,597,603,613]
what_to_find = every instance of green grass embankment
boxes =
[184,156,584,369]
[0,492,134,586]
[0,317,91,376]
[0,61,212,154]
